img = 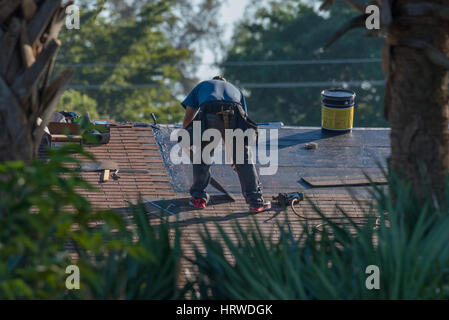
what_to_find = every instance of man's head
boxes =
[212,75,226,82]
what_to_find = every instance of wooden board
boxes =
[50,134,82,142]
[301,175,387,187]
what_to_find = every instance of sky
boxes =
[196,0,251,80]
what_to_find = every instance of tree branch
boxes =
[324,14,367,49]
[319,0,334,11]
[342,0,365,12]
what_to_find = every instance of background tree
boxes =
[0,0,73,162]
[162,0,224,93]
[320,0,449,201]
[58,0,224,123]
[60,89,99,119]
[222,0,386,127]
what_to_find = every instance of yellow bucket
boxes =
[321,89,356,132]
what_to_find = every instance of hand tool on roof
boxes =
[80,160,149,182]
[273,192,323,220]
[273,192,304,206]
[150,113,236,202]
[79,160,116,182]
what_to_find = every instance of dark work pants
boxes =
[190,113,265,206]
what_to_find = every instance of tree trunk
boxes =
[385,0,449,201]
[0,0,73,162]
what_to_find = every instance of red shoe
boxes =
[189,197,207,209]
[250,201,272,213]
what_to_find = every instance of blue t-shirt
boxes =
[181,80,247,113]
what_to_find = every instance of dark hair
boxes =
[212,76,226,82]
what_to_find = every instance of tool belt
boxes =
[201,101,238,114]
[201,100,258,133]
[184,101,259,147]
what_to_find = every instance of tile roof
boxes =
[39,122,386,284]
[39,123,175,213]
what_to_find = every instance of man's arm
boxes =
[182,106,196,129]
[240,91,248,114]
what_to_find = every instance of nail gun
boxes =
[273,192,304,206]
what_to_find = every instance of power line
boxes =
[68,84,161,89]
[238,80,386,88]
[57,58,382,68]
[67,80,386,90]
[221,58,382,66]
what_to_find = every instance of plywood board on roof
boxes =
[302,175,387,187]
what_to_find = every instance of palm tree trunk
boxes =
[385,0,449,201]
[0,0,73,162]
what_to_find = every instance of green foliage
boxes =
[0,145,96,299]
[223,0,387,127]
[58,0,191,123]
[58,0,224,124]
[74,201,185,299]
[0,144,183,299]
[3,133,449,299]
[190,172,449,299]
[60,90,99,119]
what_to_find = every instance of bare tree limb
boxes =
[342,0,365,12]
[319,0,334,11]
[324,14,367,49]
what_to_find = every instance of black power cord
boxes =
[273,192,324,220]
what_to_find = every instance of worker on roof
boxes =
[181,76,271,213]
